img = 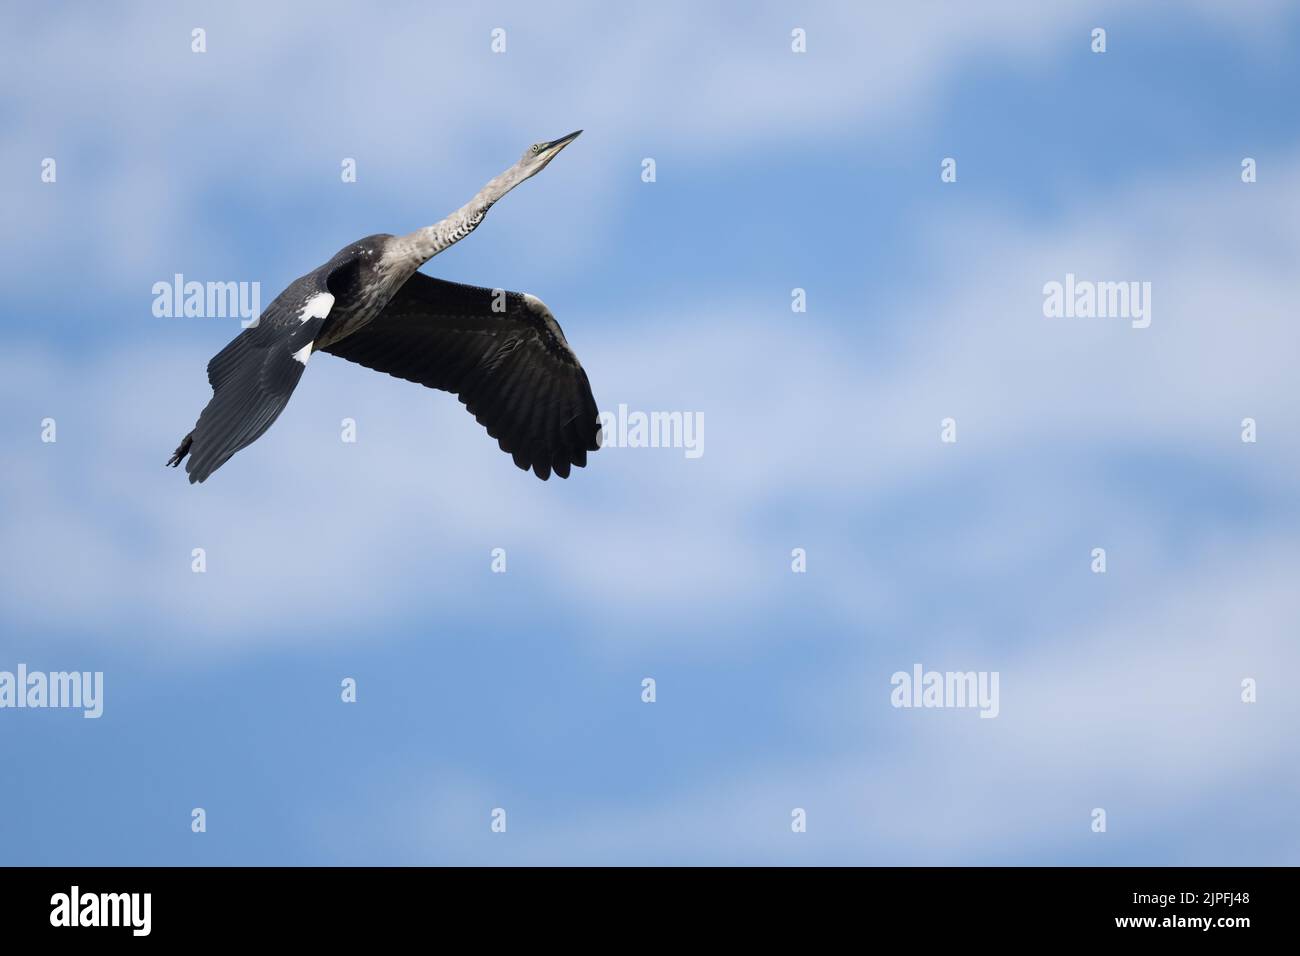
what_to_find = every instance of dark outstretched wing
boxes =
[168,276,336,483]
[320,272,600,480]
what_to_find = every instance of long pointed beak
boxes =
[544,130,582,154]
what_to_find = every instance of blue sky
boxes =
[2,0,1298,865]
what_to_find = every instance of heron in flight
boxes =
[167,130,599,483]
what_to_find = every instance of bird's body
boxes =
[168,131,598,483]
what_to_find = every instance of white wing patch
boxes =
[291,342,313,365]
[298,292,335,323]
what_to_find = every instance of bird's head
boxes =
[516,129,582,181]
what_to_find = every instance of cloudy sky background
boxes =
[1,0,1298,864]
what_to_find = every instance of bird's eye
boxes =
[531,144,540,154]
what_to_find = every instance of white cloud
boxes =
[3,0,1292,285]
[2,157,1296,655]
[355,540,1300,864]
[3,2,1297,864]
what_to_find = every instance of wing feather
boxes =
[321,273,600,479]
[169,281,335,483]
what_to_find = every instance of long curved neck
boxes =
[384,164,525,273]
